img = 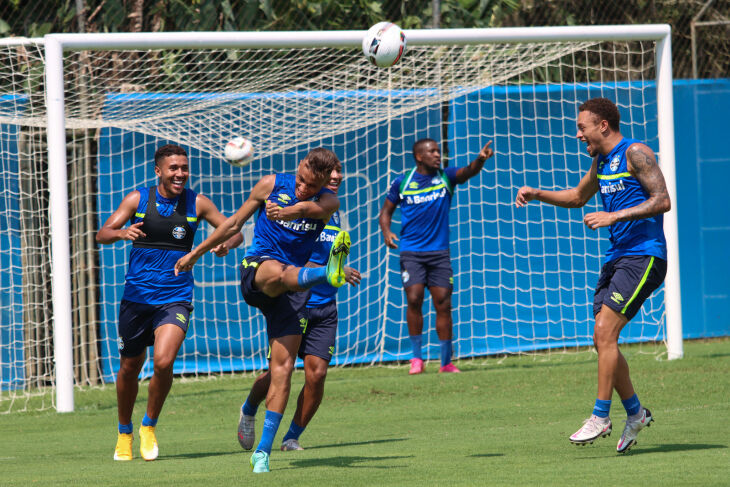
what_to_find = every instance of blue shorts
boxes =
[400,250,453,289]
[593,255,667,321]
[300,300,338,362]
[239,256,310,339]
[117,299,192,357]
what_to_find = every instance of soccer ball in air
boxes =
[223,136,254,167]
[362,22,406,68]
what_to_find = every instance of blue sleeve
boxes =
[445,166,459,185]
[386,176,403,204]
[132,188,148,224]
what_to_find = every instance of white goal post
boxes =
[29,24,682,413]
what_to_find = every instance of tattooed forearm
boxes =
[613,144,671,222]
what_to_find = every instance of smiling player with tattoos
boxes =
[515,98,670,453]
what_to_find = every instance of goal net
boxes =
[0,27,678,412]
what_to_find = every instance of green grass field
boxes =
[3,339,729,486]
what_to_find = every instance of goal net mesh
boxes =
[0,36,665,412]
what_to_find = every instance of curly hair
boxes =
[578,98,620,131]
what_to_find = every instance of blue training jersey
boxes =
[597,137,667,262]
[122,187,199,304]
[386,166,458,252]
[307,210,343,308]
[246,173,332,267]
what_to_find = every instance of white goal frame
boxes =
[44,24,682,412]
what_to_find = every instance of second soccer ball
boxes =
[362,22,406,68]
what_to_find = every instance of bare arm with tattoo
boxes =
[582,143,671,230]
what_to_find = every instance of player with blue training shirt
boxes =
[515,97,670,453]
[236,160,361,453]
[174,148,350,473]
[379,138,494,375]
[96,144,243,462]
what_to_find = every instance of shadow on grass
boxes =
[621,443,727,456]
[579,443,727,458]
[158,450,243,460]
[283,454,413,469]
[305,437,408,450]
[468,453,505,458]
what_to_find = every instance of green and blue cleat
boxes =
[250,450,270,473]
[326,231,350,288]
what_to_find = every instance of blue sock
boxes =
[256,410,283,455]
[592,399,612,418]
[142,413,158,427]
[439,339,452,366]
[621,394,641,416]
[282,420,306,442]
[242,398,259,417]
[297,267,328,288]
[118,422,133,434]
[409,335,422,360]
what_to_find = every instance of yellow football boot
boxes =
[139,425,159,461]
[113,433,133,461]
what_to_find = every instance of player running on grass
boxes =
[237,160,361,452]
[174,147,350,473]
[515,97,670,453]
[96,144,243,462]
[379,138,494,375]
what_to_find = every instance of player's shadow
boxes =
[468,453,505,458]
[304,437,408,450]
[579,443,726,459]
[284,454,413,469]
[618,443,727,456]
[158,450,242,460]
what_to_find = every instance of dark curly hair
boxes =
[578,98,620,131]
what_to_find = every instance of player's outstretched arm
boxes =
[95,190,144,244]
[265,192,339,223]
[454,141,494,184]
[195,194,244,257]
[515,160,599,209]
[378,198,399,249]
[174,175,274,275]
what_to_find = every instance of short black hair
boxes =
[412,138,437,160]
[154,144,187,165]
[578,98,620,131]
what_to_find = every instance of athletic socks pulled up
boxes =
[297,267,328,288]
[621,393,642,417]
[256,410,283,455]
[409,334,423,360]
[242,398,259,417]
[439,339,452,367]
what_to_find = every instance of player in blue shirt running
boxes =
[174,148,350,473]
[236,160,361,453]
[379,138,494,375]
[96,144,243,462]
[515,98,671,453]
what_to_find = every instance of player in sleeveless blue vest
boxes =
[173,148,351,473]
[379,138,494,375]
[96,144,243,462]
[236,160,362,452]
[515,98,671,453]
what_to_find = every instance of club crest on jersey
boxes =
[610,155,621,172]
[172,226,186,239]
[431,176,442,184]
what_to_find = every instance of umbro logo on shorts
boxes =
[299,318,308,334]
[329,346,335,356]
[176,313,187,324]
[610,292,625,304]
